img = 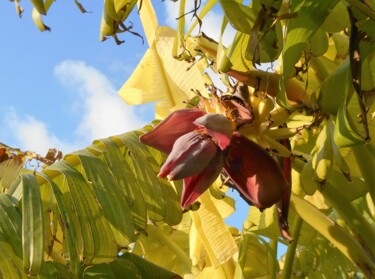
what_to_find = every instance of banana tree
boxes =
[1,0,375,278]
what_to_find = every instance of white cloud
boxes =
[54,60,147,141]
[3,108,78,154]
[2,60,149,155]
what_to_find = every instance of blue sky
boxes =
[0,1,250,230]
[0,0,234,153]
[0,1,153,152]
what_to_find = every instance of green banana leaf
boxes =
[0,128,183,278]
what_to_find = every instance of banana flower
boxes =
[140,109,289,211]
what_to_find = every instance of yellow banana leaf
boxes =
[118,0,207,119]
[191,191,238,267]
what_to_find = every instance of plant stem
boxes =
[281,216,302,279]
[268,239,278,279]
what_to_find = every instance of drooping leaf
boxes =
[21,174,44,275]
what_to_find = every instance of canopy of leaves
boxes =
[1,0,375,278]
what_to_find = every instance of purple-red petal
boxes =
[224,133,288,210]
[181,151,224,208]
[158,132,217,180]
[193,113,233,150]
[140,109,206,153]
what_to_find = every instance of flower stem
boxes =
[281,216,303,279]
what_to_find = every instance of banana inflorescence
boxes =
[237,89,312,159]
